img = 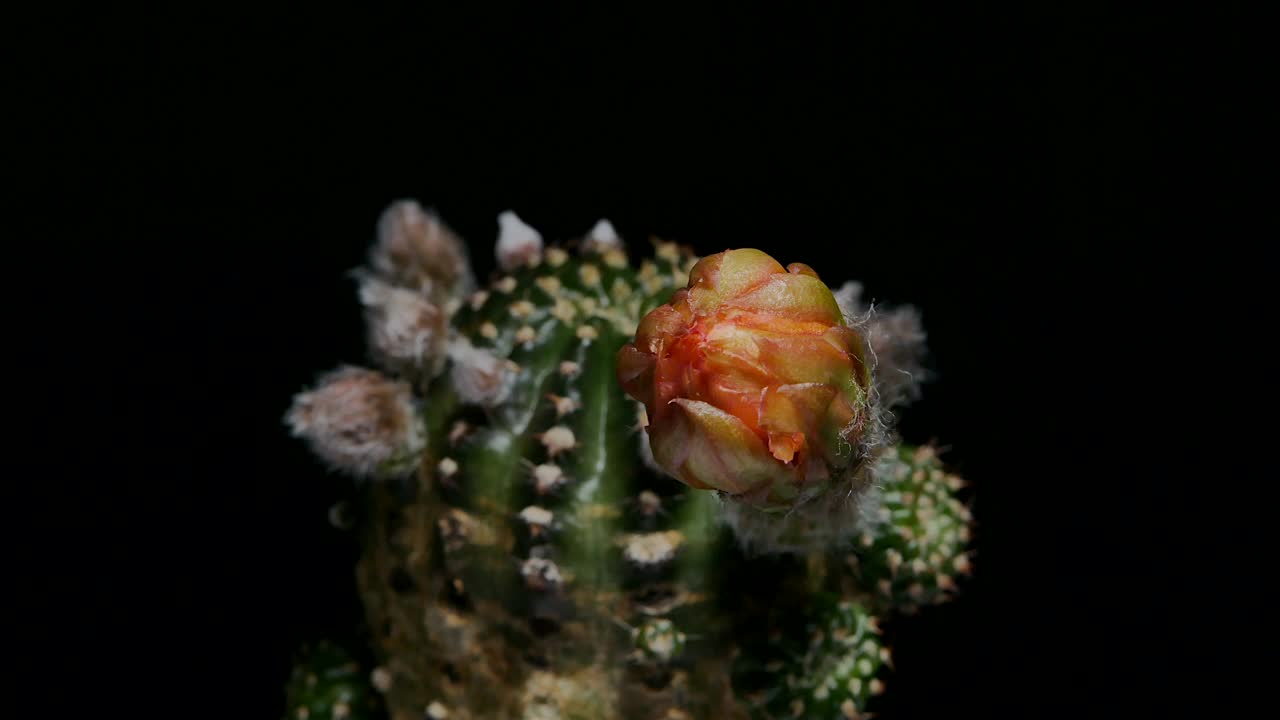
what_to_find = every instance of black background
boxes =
[25,2,1241,718]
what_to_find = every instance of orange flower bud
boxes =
[617,249,873,509]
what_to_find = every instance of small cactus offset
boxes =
[285,201,975,720]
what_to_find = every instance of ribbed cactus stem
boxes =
[558,316,632,594]
[672,483,722,592]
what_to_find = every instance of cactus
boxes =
[284,641,385,720]
[284,201,975,720]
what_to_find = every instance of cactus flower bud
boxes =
[372,200,474,301]
[285,366,425,478]
[495,210,544,271]
[584,218,622,252]
[358,275,449,377]
[617,249,875,510]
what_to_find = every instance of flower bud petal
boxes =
[725,273,844,324]
[759,382,838,463]
[634,303,690,354]
[686,248,785,314]
[616,344,657,407]
[649,399,784,495]
[786,262,820,278]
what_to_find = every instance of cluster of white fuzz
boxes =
[358,275,448,376]
[520,556,563,591]
[284,366,424,478]
[290,200,520,482]
[496,210,544,272]
[717,477,885,556]
[619,530,684,567]
[583,218,622,252]
[372,199,475,299]
[446,337,514,406]
[833,281,929,410]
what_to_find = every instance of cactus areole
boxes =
[284,201,974,720]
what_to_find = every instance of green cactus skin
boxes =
[288,212,974,720]
[283,641,384,720]
[733,594,888,720]
[852,445,975,616]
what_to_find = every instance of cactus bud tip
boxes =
[496,210,544,271]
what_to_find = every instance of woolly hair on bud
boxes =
[833,280,930,411]
[717,472,889,557]
[284,203,973,720]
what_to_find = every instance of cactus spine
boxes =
[285,202,974,720]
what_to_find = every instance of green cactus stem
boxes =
[733,594,888,720]
[285,204,974,719]
[283,641,384,720]
[852,445,975,615]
